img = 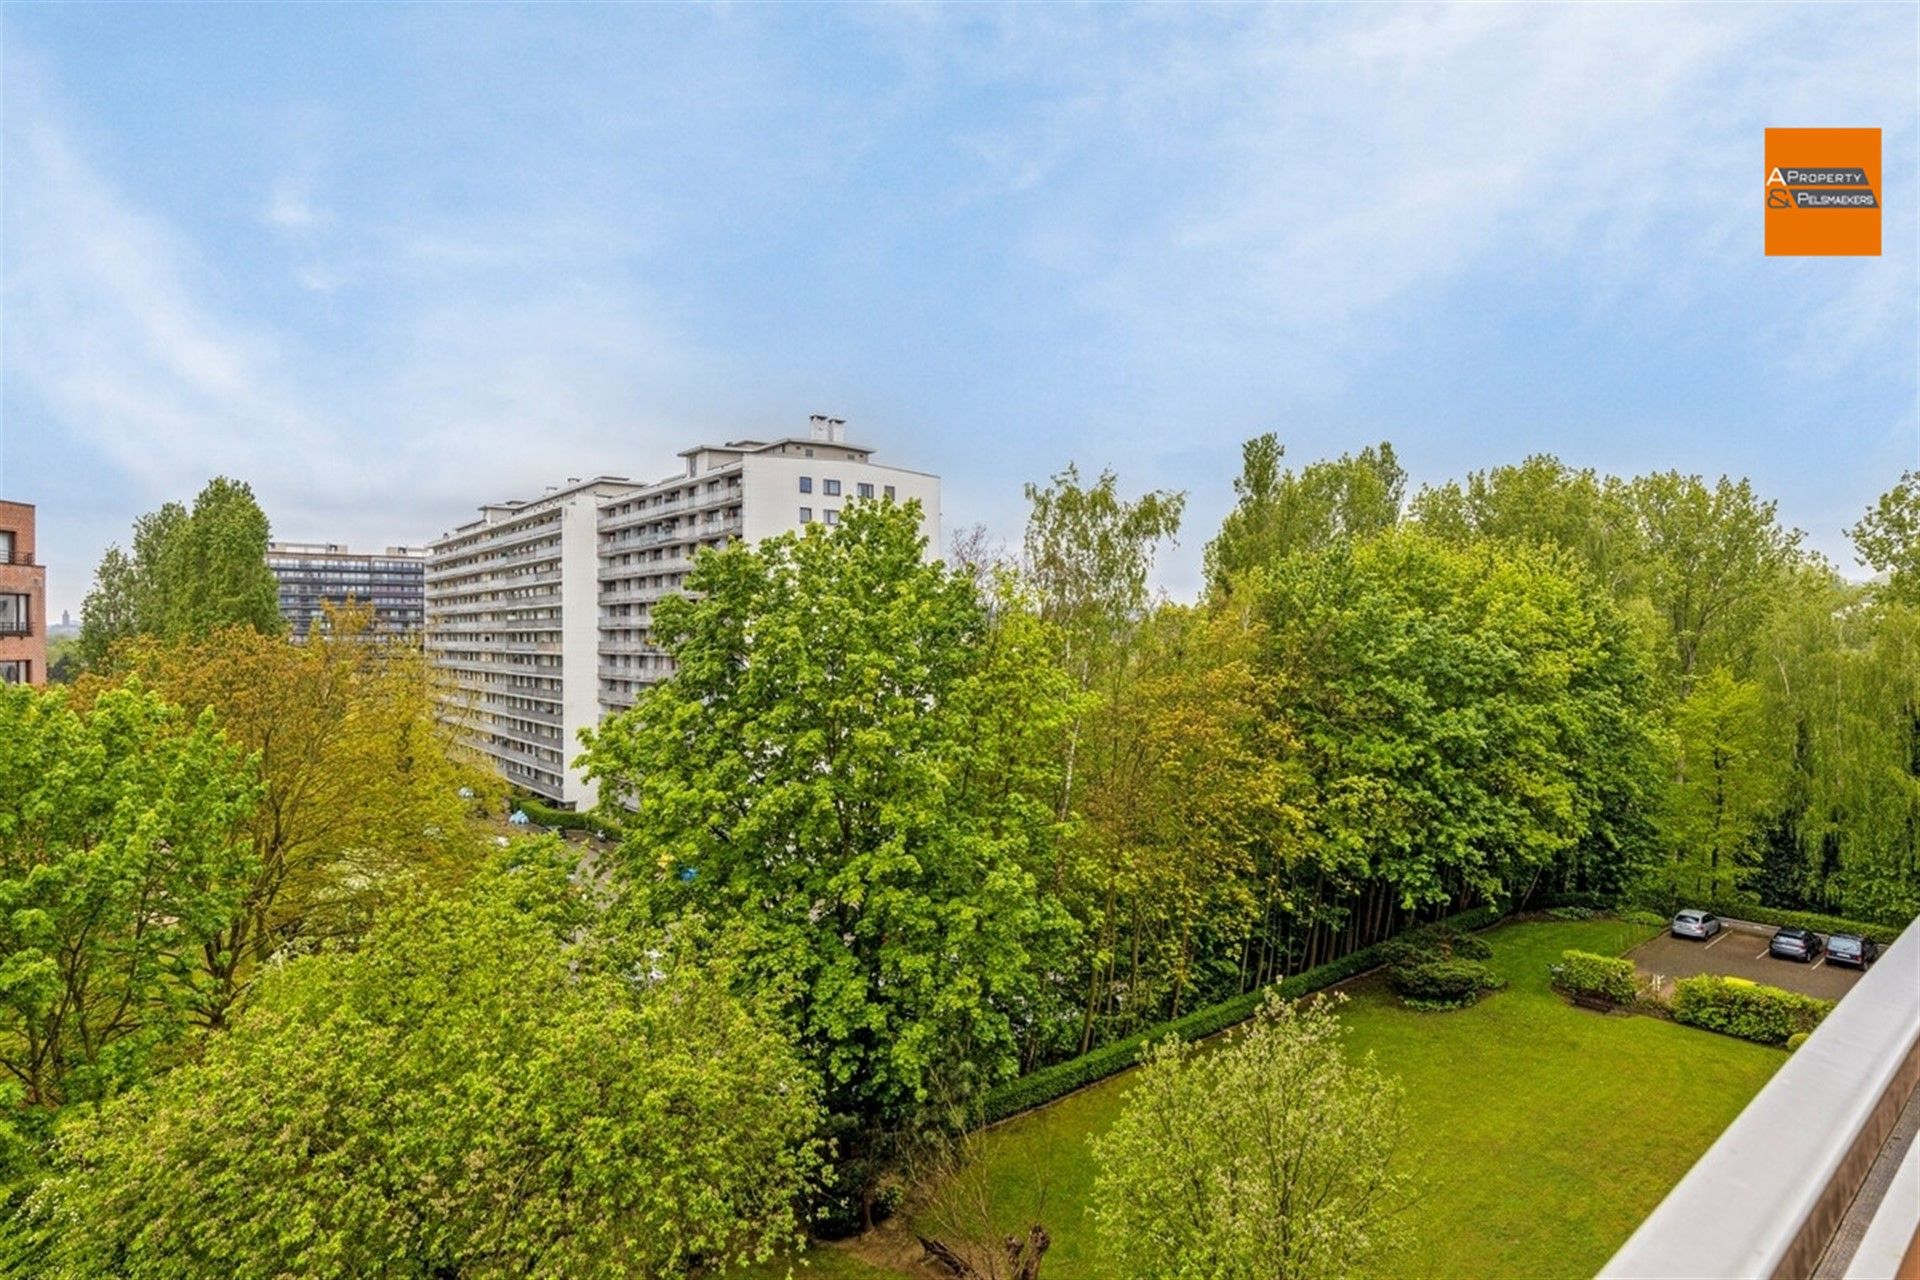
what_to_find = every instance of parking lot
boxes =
[1628,921,1867,1001]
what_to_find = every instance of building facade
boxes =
[266,542,428,638]
[426,418,940,808]
[597,417,941,712]
[0,501,48,686]
[426,477,642,807]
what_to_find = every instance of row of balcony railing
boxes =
[597,482,742,530]
[600,514,743,555]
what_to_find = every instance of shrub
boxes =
[1620,909,1668,928]
[1388,958,1504,1007]
[1545,906,1599,921]
[1530,890,1617,914]
[1786,1032,1810,1051]
[515,796,622,841]
[1379,923,1493,969]
[1671,975,1833,1046]
[1550,950,1637,1005]
[977,903,1507,1123]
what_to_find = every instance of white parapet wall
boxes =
[1601,919,1920,1280]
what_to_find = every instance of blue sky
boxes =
[3,3,1916,618]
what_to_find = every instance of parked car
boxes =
[1768,926,1824,963]
[1826,933,1880,969]
[1670,910,1724,940]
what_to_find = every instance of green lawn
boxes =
[757,919,1784,1279]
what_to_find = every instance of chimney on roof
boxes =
[809,414,848,444]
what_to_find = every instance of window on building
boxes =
[884,484,896,500]
[823,479,842,496]
[0,661,27,685]
[799,507,813,523]
[799,476,813,494]
[0,594,28,635]
[857,482,874,499]
[0,531,13,562]
[824,509,839,526]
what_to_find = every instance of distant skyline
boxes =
[3,3,1916,619]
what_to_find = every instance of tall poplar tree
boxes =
[78,477,283,670]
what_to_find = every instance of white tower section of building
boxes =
[426,419,940,809]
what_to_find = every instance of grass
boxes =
[755,918,1784,1279]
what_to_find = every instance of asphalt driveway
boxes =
[1628,922,1867,1002]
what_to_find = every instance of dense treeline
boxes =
[7,450,1917,1270]
[587,443,1920,1225]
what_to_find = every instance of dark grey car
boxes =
[1768,926,1824,963]
[1826,934,1879,968]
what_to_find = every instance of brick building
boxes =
[0,501,47,686]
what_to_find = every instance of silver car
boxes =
[1671,910,1723,940]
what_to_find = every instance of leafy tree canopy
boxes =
[19,845,824,1280]
[1256,528,1660,908]
[79,477,283,670]
[99,609,500,1027]
[0,682,258,1109]
[583,500,1079,1175]
[1091,992,1408,1279]
[1204,434,1404,595]
[1852,471,1920,604]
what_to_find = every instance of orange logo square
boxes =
[1765,127,1881,256]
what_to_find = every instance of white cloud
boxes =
[265,173,327,233]
[916,4,1913,395]
[4,63,354,500]
[1,55,729,589]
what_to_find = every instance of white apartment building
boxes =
[598,417,940,712]
[426,476,641,807]
[427,418,940,808]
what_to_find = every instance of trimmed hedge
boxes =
[1671,975,1833,1046]
[1638,894,1903,945]
[516,797,623,841]
[977,903,1507,1124]
[1551,949,1638,1005]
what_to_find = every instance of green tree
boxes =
[1204,434,1404,594]
[1091,992,1407,1280]
[1659,668,1784,901]
[1410,455,1644,602]
[1072,605,1307,1045]
[1752,569,1920,921]
[1022,464,1185,824]
[77,478,283,671]
[129,500,190,637]
[1257,529,1659,910]
[170,477,281,636]
[76,546,138,671]
[1851,471,1920,604]
[582,500,1077,1219]
[109,609,497,1028]
[1626,472,1802,693]
[0,683,258,1108]
[19,846,824,1279]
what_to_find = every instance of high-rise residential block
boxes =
[266,542,428,638]
[597,417,940,711]
[426,477,642,807]
[0,500,48,687]
[425,418,939,808]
